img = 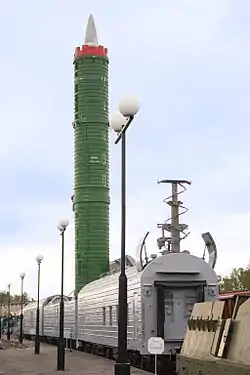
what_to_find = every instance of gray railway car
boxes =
[23,295,70,338]
[76,252,218,355]
[23,251,218,372]
[43,299,75,339]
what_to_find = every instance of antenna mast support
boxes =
[157,179,191,253]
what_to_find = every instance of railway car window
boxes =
[109,306,112,326]
[102,307,106,325]
[116,305,118,325]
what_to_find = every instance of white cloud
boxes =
[124,0,230,42]
[1,0,250,299]
[0,201,74,298]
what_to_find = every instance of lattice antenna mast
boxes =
[157,179,191,253]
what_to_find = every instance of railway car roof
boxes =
[219,290,250,299]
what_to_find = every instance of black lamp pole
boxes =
[35,255,43,354]
[0,302,1,340]
[19,273,25,343]
[57,220,68,371]
[7,283,11,341]
[114,115,134,375]
[0,295,3,340]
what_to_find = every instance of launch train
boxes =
[19,180,219,374]
[21,237,218,374]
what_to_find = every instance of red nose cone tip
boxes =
[74,13,108,58]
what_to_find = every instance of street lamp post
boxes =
[7,283,11,341]
[34,254,43,355]
[57,219,69,371]
[19,272,26,344]
[110,95,140,375]
[0,294,3,340]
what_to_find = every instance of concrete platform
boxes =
[0,341,148,374]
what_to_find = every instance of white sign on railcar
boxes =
[148,336,164,355]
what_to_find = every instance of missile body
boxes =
[73,15,110,293]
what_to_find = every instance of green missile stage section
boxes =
[73,15,110,293]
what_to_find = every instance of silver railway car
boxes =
[76,252,218,356]
[23,301,39,336]
[23,251,218,372]
[23,295,70,338]
[43,299,75,339]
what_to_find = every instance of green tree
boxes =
[219,267,250,293]
[0,291,34,304]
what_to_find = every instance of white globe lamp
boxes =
[58,219,69,230]
[119,94,140,117]
[110,111,126,133]
[36,254,43,263]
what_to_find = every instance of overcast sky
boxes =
[0,0,249,299]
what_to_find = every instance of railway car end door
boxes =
[156,284,204,343]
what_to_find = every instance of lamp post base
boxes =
[34,338,40,355]
[114,362,130,375]
[57,337,65,371]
